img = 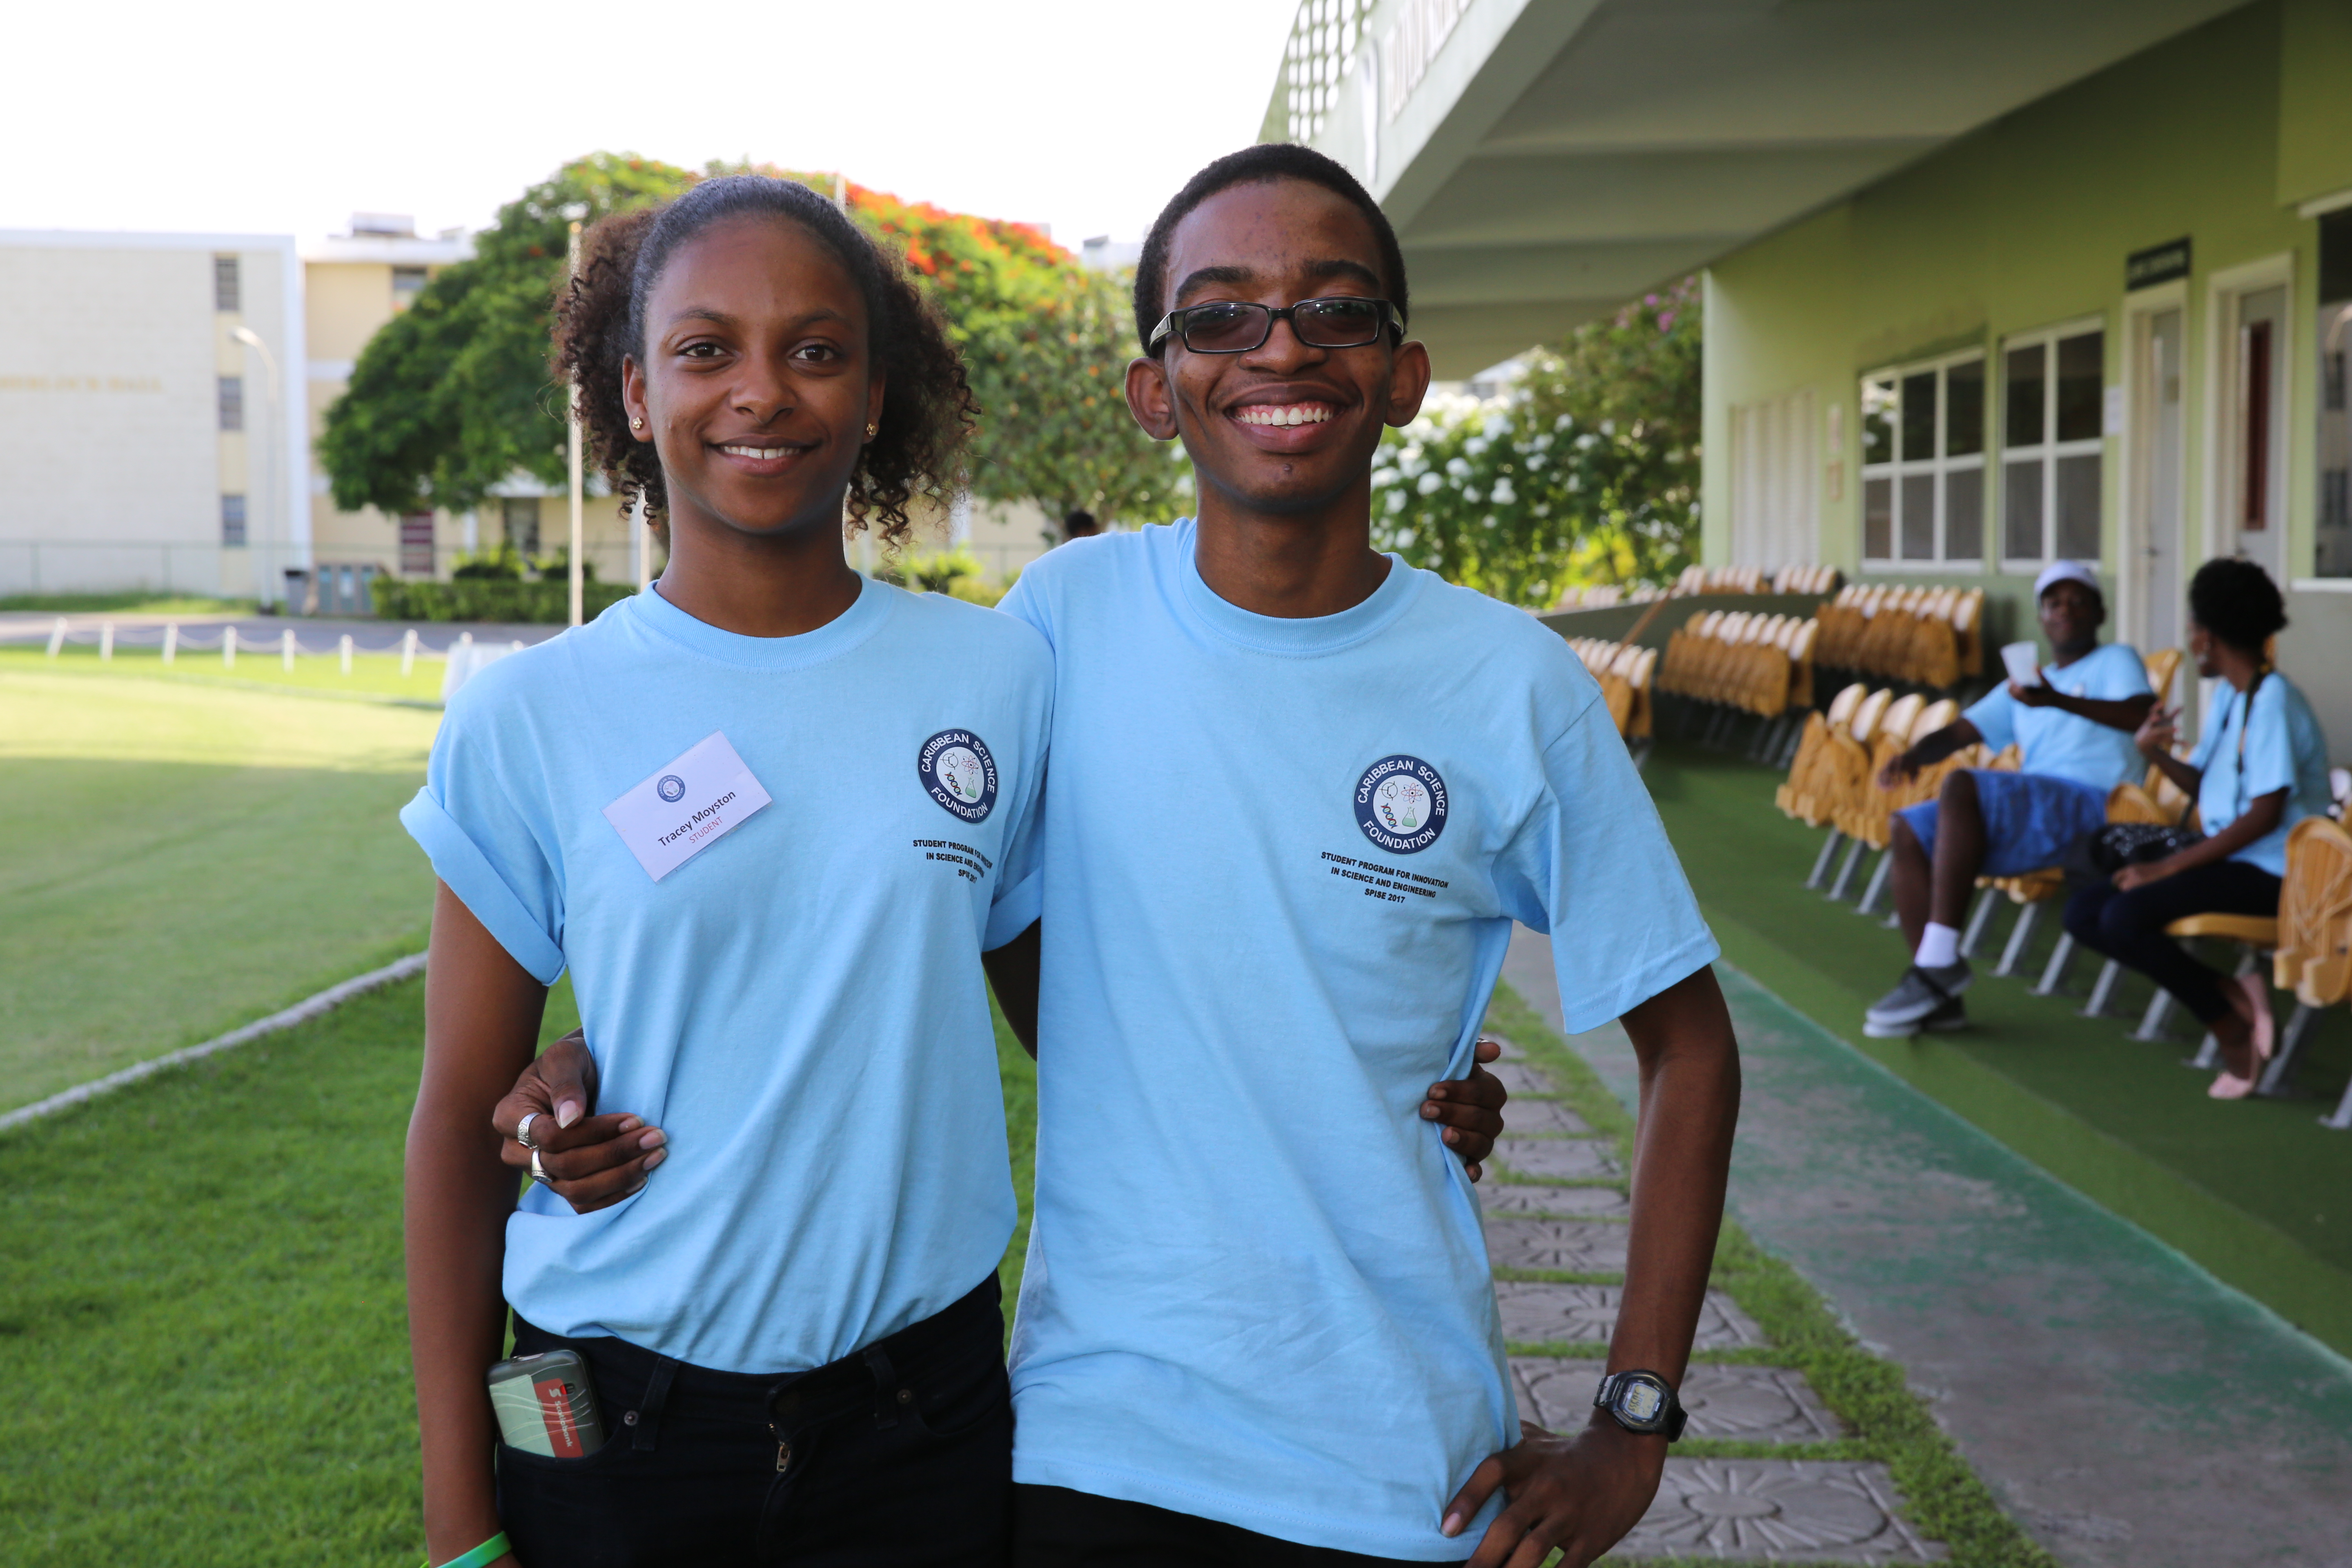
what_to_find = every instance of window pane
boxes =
[220,494,247,548]
[2056,331,2103,442]
[2006,344,2045,448]
[1864,476,1893,559]
[1900,371,1937,461]
[217,375,243,433]
[1900,473,1936,559]
[1861,379,1896,466]
[214,255,241,313]
[2055,453,2101,559]
[1944,467,1984,561]
[1945,358,1984,457]
[2004,459,2044,559]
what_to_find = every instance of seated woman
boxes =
[2063,557,2334,1098]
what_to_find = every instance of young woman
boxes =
[2062,557,2333,1098]
[403,174,1508,1568]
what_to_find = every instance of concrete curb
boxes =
[0,952,428,1136]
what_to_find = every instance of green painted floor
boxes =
[1637,742,2352,1354]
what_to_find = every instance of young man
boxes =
[1865,561,2155,1038]
[508,147,1738,1568]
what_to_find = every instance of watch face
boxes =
[1618,1380,1665,1424]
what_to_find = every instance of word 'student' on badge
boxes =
[602,732,773,882]
[918,729,999,823]
[1354,754,1449,854]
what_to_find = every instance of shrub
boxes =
[370,579,637,624]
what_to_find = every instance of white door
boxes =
[2127,307,2185,665]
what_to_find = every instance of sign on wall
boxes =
[2126,237,2192,291]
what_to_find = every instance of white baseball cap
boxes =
[2034,560,2100,599]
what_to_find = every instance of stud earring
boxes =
[865,422,878,439]
[631,416,646,430]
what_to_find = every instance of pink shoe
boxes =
[2234,973,2275,1067]
[2209,1071,2256,1101]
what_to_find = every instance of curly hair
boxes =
[553,174,973,547]
[2187,556,2288,657]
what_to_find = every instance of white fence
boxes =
[29,618,528,700]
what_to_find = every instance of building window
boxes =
[400,512,437,577]
[214,255,241,313]
[1859,351,1984,566]
[221,494,248,547]
[2001,324,2104,566]
[501,497,543,557]
[2315,209,2352,579]
[392,266,429,312]
[218,375,244,432]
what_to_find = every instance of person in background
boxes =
[1060,508,1098,542]
[1865,562,2155,1038]
[2065,557,2332,1099]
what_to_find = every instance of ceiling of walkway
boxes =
[1327,0,2253,375]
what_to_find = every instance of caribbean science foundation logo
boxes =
[1355,754,1448,854]
[918,730,998,823]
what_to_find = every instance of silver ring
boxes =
[531,1147,552,1186]
[515,1111,541,1150]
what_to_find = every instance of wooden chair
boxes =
[1777,683,1865,830]
[2261,818,2352,1111]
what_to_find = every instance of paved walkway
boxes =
[0,611,563,655]
[1502,926,2352,1567]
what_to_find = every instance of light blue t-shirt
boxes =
[1000,521,1718,1561]
[1962,641,2150,791]
[400,579,1050,1374]
[2189,672,2333,878]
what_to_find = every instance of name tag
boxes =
[602,732,773,882]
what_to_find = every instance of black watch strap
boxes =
[1593,1370,1687,1441]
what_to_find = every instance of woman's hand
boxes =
[2134,704,2179,764]
[493,1032,666,1213]
[1423,1039,1510,1181]
[2112,859,2176,892]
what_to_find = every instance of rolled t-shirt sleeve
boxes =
[1962,684,2017,753]
[399,699,567,984]
[1495,697,1720,1035]
[985,769,1046,950]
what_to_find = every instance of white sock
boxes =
[1915,923,1961,969]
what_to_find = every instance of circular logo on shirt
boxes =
[656,774,686,803]
[918,730,998,823]
[1355,755,1448,854]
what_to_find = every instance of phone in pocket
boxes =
[489,1350,608,1458]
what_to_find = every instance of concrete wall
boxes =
[1700,0,2352,746]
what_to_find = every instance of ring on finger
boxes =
[530,1148,553,1186]
[516,1111,542,1150]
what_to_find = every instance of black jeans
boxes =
[2063,859,2283,1025]
[498,1276,1011,1567]
[1012,1485,1426,1568]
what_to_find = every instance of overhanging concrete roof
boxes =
[1277,0,2252,376]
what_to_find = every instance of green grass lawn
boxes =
[0,663,442,1110]
[3,643,450,706]
[0,593,255,615]
[0,975,1037,1567]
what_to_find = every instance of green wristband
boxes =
[421,1531,510,1568]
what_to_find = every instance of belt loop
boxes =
[630,1355,680,1452]
[862,1345,902,1430]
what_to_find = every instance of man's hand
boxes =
[1423,1038,1509,1181]
[2010,675,2059,708]
[1442,1416,1667,1568]
[1875,751,1919,791]
[492,1031,666,1213]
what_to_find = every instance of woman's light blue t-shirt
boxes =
[998,522,1717,1561]
[1960,641,2149,792]
[400,580,1050,1374]
[2189,672,2332,878]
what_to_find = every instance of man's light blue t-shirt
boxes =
[2189,672,2333,878]
[999,521,1718,1561]
[400,580,1050,1374]
[1962,641,2150,792]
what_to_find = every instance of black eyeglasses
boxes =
[1148,296,1402,355]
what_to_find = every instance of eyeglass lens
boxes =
[1181,298,1388,352]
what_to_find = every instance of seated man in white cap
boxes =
[1865,562,2156,1036]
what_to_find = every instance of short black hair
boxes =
[1133,144,1409,353]
[2188,556,2288,654]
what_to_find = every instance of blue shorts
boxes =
[1895,771,2108,878]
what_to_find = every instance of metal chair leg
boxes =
[2323,1072,2352,1131]
[1994,900,2042,978]
[1855,850,1893,915]
[1805,829,1845,889]
[1959,887,1999,960]
[2256,1003,2318,1098]
[2032,933,2077,996]
[1827,837,1868,900]
[2187,1032,2221,1070]
[2133,987,2175,1042]
[2081,958,2122,1018]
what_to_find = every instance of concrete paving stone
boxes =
[1485,1219,1630,1274]
[1479,1183,1630,1219]
[1511,1359,1847,1443]
[1612,1459,1944,1562]
[1494,1137,1621,1180]
[1494,1281,1765,1349]
[1499,1099,1591,1136]
[1488,1061,1559,1096]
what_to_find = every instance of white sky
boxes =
[6,0,1301,249]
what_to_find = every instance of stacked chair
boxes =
[1835,697,1963,915]
[1550,583,1670,611]
[1560,637,1657,755]
[1771,564,1842,595]
[1656,610,1818,726]
[1813,584,1984,688]
[2270,818,2352,1124]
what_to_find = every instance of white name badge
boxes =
[602,732,773,882]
